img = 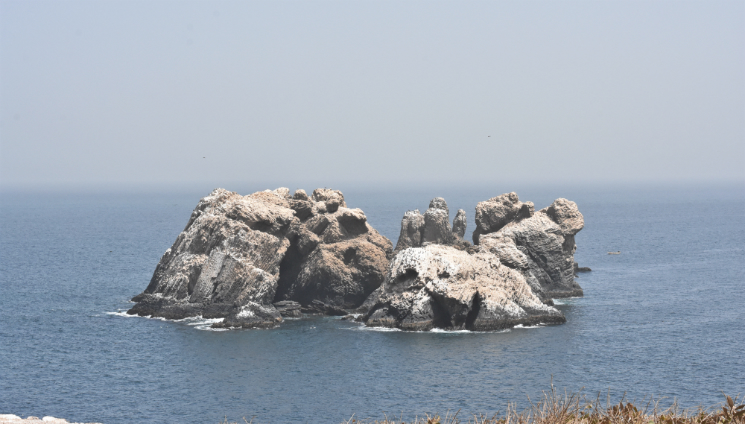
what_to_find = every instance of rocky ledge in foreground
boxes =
[128,187,392,329]
[359,194,585,331]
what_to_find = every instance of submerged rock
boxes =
[213,302,283,329]
[129,187,392,328]
[300,300,348,316]
[273,300,302,317]
[574,262,592,273]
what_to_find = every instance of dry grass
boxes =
[219,386,744,424]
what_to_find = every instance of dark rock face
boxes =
[274,204,393,309]
[475,195,584,298]
[129,187,392,328]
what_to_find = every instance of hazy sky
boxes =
[1,0,743,190]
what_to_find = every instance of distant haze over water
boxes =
[1,0,744,189]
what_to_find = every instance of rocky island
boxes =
[128,188,587,331]
[128,187,392,328]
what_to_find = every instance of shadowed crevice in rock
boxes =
[273,239,304,305]
[430,295,454,329]
[343,248,356,265]
[464,292,481,330]
[397,268,419,283]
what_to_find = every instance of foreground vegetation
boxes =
[221,386,744,424]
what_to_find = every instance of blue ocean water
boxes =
[1,184,743,424]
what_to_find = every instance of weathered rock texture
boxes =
[129,187,392,328]
[475,194,584,298]
[361,245,565,331]
[361,192,585,331]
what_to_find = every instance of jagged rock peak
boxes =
[292,189,310,201]
[473,192,523,244]
[128,187,296,327]
[394,209,425,253]
[311,188,347,213]
[394,198,472,252]
[271,187,291,200]
[422,199,452,244]
[542,198,584,235]
[428,197,449,214]
[452,209,467,239]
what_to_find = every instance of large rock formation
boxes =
[360,244,565,331]
[475,194,584,298]
[129,188,585,332]
[129,187,392,328]
[360,193,585,331]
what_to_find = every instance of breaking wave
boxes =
[513,323,545,329]
[106,310,226,331]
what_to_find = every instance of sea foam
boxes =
[106,310,226,331]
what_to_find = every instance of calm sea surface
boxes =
[1,184,743,424]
